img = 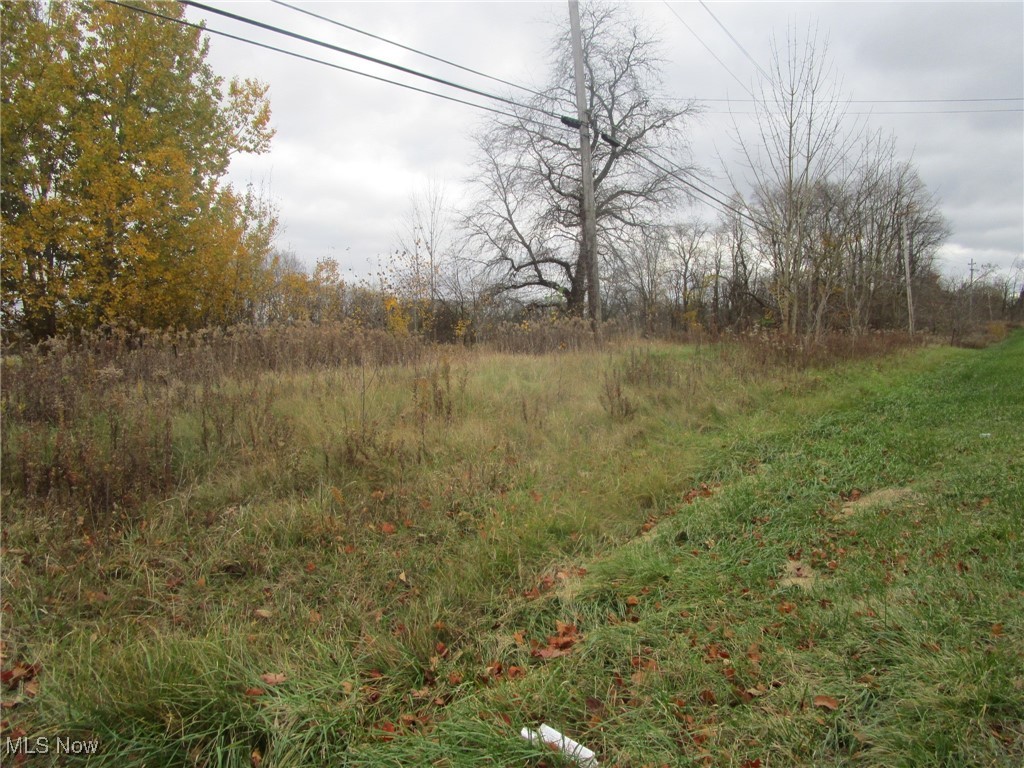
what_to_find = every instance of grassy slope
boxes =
[354,334,1024,767]
[2,334,1021,766]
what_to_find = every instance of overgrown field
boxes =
[2,326,1021,766]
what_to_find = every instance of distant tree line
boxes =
[3,2,1020,348]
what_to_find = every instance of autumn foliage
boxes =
[1,0,276,340]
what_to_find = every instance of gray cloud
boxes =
[194,2,1022,277]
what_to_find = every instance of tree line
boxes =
[2,2,1020,347]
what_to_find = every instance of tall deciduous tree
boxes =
[1,0,275,340]
[733,26,852,336]
[463,4,698,316]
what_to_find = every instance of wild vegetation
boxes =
[2,4,1021,763]
[3,2,1022,348]
[2,325,1021,765]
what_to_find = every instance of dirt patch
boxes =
[832,488,921,521]
[778,559,818,590]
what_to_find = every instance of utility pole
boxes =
[969,258,976,322]
[567,0,601,335]
[903,219,915,336]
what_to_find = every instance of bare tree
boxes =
[388,179,457,334]
[732,25,855,335]
[463,4,698,316]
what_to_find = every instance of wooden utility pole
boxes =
[903,219,915,336]
[567,0,601,333]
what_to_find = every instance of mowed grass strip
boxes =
[348,334,1023,767]
[2,333,1020,766]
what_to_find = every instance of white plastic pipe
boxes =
[520,723,599,767]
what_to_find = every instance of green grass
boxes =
[2,333,1022,766]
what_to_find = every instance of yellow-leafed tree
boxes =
[1,0,276,340]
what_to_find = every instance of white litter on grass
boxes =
[520,724,598,767]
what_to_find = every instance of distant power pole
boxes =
[969,258,977,321]
[567,0,602,333]
[903,221,915,336]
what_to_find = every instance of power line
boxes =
[626,147,758,226]
[697,0,771,82]
[687,97,1024,104]
[704,107,1023,116]
[108,1,530,122]
[269,0,544,98]
[177,0,560,121]
[661,1,754,99]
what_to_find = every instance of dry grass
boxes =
[3,321,965,766]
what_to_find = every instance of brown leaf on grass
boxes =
[813,695,839,711]
[259,673,287,686]
[253,608,273,620]
[244,687,266,697]
[308,610,322,624]
[698,689,717,706]
[380,522,397,535]
[1,663,40,691]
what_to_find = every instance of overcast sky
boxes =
[184,1,1024,282]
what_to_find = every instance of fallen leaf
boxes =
[698,689,717,706]
[380,522,397,535]
[813,695,839,711]
[259,673,287,686]
[253,608,273,620]
[244,687,266,697]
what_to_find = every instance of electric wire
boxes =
[704,108,1023,116]
[662,1,754,99]
[177,0,562,121]
[693,97,1023,104]
[697,0,771,82]
[625,147,758,226]
[269,0,545,98]
[107,1,531,122]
